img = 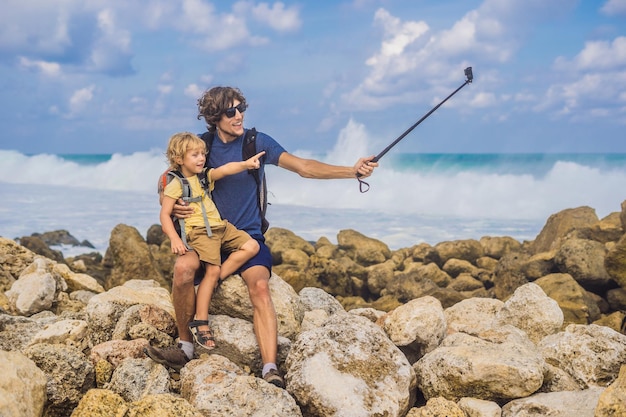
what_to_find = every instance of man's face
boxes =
[216,99,246,141]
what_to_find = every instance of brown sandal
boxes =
[189,320,216,350]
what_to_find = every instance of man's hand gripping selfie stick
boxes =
[357,67,474,193]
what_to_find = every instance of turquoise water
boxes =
[389,153,626,176]
[57,154,113,165]
[54,151,626,177]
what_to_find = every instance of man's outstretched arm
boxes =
[277,152,378,179]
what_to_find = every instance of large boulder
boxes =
[23,343,96,416]
[210,272,304,341]
[60,388,127,417]
[85,279,174,345]
[102,224,167,290]
[415,326,545,402]
[554,238,613,290]
[0,237,36,291]
[202,314,291,375]
[285,313,416,417]
[480,236,522,260]
[493,283,563,344]
[567,211,624,243]
[605,232,626,290]
[106,358,170,402]
[0,350,48,417]
[378,296,446,360]
[538,324,626,389]
[501,387,605,417]
[445,297,504,335]
[180,354,302,416]
[16,235,65,262]
[535,273,601,325]
[426,239,485,266]
[595,365,626,417]
[493,251,531,300]
[265,227,315,264]
[337,229,391,266]
[530,206,599,254]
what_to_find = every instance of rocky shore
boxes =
[1,203,626,416]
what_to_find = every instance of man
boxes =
[145,86,377,388]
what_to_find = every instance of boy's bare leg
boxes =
[192,264,220,349]
[220,239,260,280]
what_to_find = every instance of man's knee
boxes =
[173,254,200,286]
[247,277,272,303]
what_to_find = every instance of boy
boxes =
[160,131,265,350]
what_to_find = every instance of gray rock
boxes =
[286,314,416,417]
[0,350,47,417]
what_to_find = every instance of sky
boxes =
[1,0,625,156]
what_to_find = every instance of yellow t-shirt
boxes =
[163,172,224,235]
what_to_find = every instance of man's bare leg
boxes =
[240,265,278,367]
[172,250,201,344]
[144,249,200,370]
[241,265,283,388]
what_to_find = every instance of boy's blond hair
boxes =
[165,132,206,170]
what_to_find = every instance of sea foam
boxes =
[1,126,625,255]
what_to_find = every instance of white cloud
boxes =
[554,37,626,71]
[470,92,497,108]
[158,84,173,94]
[437,12,480,56]
[180,0,218,29]
[88,9,134,75]
[67,85,96,118]
[537,71,626,121]
[340,0,579,114]
[340,8,430,109]
[0,1,135,76]
[185,83,205,98]
[540,35,626,121]
[176,0,267,51]
[0,0,75,54]
[251,2,301,32]
[18,57,62,77]
[601,0,626,15]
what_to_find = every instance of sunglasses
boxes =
[224,103,247,118]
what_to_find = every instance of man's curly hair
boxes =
[197,86,247,133]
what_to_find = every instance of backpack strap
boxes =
[242,128,270,233]
[200,128,270,234]
[200,131,215,165]
[168,170,212,250]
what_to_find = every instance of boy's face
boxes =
[179,145,206,176]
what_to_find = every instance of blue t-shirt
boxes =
[204,129,286,237]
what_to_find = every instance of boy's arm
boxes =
[211,151,266,182]
[160,196,188,255]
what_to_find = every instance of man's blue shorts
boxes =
[194,235,272,285]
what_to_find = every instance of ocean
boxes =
[1,148,625,257]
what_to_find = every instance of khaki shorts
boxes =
[187,221,251,265]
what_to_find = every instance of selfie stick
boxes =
[358,67,474,193]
